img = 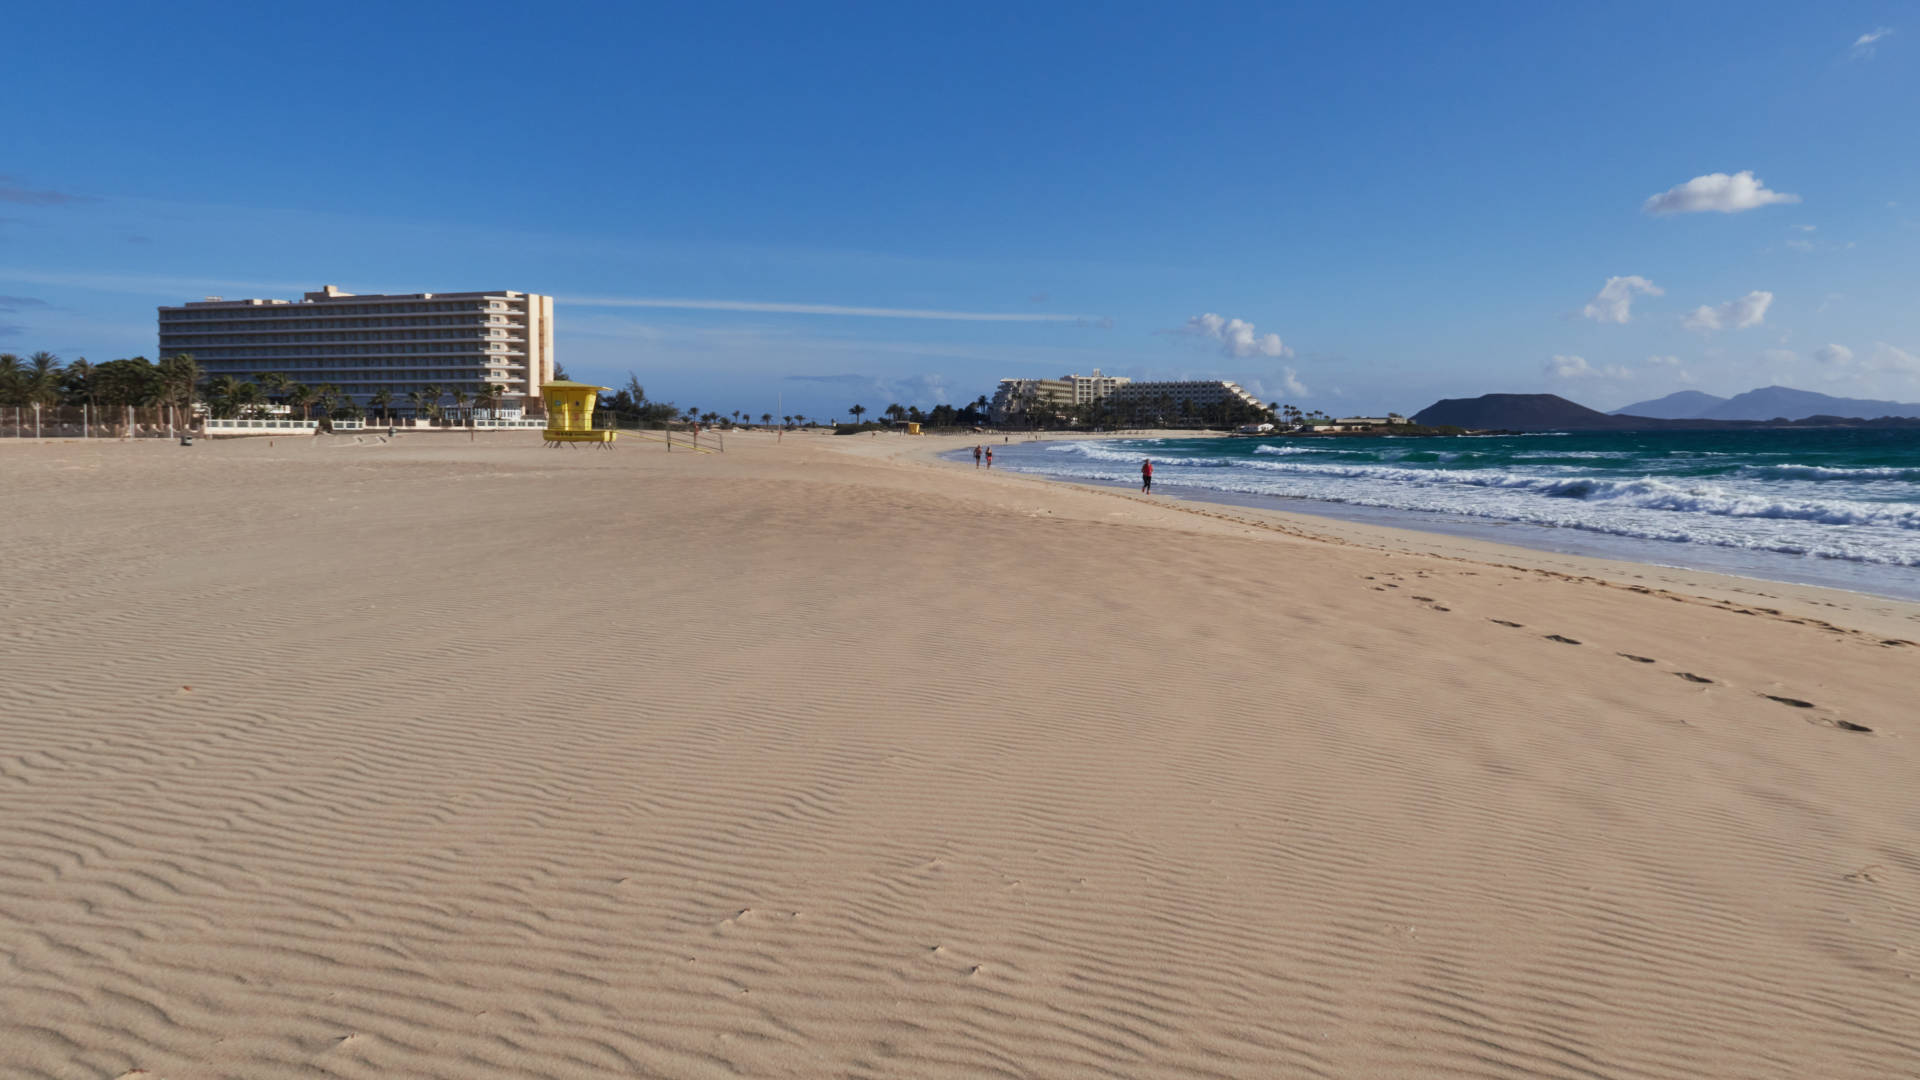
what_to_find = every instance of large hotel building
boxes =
[157,285,555,412]
[990,369,1268,423]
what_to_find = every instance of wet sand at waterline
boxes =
[2,430,1916,1079]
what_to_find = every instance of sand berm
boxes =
[2,429,1916,1079]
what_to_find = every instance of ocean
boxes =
[969,428,1920,600]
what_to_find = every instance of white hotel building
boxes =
[990,369,1268,422]
[157,285,554,413]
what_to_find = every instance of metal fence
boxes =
[1,405,199,439]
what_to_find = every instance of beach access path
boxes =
[2,430,1916,1080]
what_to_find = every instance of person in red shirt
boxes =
[1141,459,1153,492]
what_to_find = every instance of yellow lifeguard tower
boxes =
[904,421,923,435]
[541,381,617,447]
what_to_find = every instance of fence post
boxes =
[126,405,134,439]
[34,403,41,440]
[83,404,90,439]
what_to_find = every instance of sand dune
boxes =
[2,431,1915,1079]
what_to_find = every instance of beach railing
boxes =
[0,407,385,439]
[205,418,321,434]
[2,404,206,439]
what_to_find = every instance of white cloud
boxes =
[1178,312,1293,358]
[1546,355,1632,380]
[1646,354,1682,366]
[1682,290,1773,332]
[1580,275,1663,324]
[1814,343,1853,366]
[1763,348,1799,367]
[1643,171,1801,215]
[1869,343,1919,374]
[1244,369,1310,400]
[1851,27,1893,59]
[565,295,1097,323]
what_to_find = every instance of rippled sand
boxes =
[3,431,1915,1079]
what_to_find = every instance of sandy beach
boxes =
[2,429,1916,1079]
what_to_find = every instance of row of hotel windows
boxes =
[182,344,515,359]
[161,315,516,330]
[263,384,515,399]
[200,357,516,369]
[176,300,513,318]
[163,329,513,346]
[204,368,517,384]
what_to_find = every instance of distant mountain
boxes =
[1698,385,1920,421]
[1412,391,1920,432]
[1413,394,1647,431]
[1611,390,1728,419]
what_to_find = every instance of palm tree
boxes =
[406,390,426,419]
[205,374,242,418]
[155,353,200,419]
[849,404,867,424]
[475,383,504,422]
[421,384,444,422]
[25,352,63,407]
[450,387,470,426]
[369,388,393,424]
[257,371,289,408]
[231,381,265,418]
[315,384,341,418]
[286,382,318,420]
[0,353,25,407]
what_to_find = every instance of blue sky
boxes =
[3,1,1916,418]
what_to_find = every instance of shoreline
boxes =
[942,431,1917,602]
[835,430,1920,640]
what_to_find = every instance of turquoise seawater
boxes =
[976,428,1920,598]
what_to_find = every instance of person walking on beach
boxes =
[973,444,982,468]
[1141,459,1153,493]
[985,447,994,469]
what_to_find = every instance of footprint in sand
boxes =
[1490,619,1523,628]
[1412,596,1435,602]
[1833,720,1873,733]
[1545,634,1582,645]
[1617,653,1657,664]
[1762,694,1815,709]
[1674,672,1713,684]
